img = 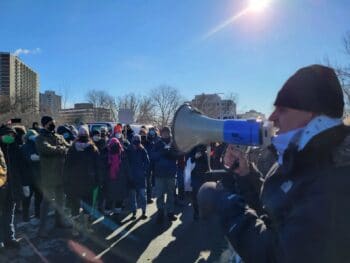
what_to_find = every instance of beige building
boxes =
[40,90,62,117]
[59,103,113,124]
[191,93,236,119]
[237,109,266,120]
[0,52,39,113]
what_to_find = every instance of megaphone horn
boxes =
[172,103,273,153]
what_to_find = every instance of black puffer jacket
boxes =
[0,126,23,201]
[225,124,350,263]
[64,142,99,197]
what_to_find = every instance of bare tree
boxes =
[116,93,140,121]
[136,96,156,124]
[151,85,183,127]
[86,90,117,121]
[330,32,350,106]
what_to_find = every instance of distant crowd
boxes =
[0,115,227,252]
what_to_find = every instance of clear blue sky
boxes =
[1,0,349,115]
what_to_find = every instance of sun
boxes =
[248,0,272,12]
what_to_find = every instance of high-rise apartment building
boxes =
[0,52,39,113]
[40,90,62,116]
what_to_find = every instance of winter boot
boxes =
[141,210,147,220]
[131,211,137,220]
[156,210,164,223]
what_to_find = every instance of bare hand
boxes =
[223,145,249,176]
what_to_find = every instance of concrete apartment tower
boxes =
[40,90,62,117]
[0,52,39,113]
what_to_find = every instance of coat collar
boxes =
[281,124,350,176]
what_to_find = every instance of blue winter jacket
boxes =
[151,139,178,178]
[127,145,150,189]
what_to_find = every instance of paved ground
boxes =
[0,198,233,263]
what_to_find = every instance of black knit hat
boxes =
[274,65,344,118]
[0,125,16,136]
[41,116,53,127]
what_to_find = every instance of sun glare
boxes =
[248,0,271,12]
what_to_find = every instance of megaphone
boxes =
[172,103,274,153]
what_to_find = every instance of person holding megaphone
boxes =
[197,65,350,263]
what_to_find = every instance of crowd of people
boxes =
[2,64,349,262]
[0,115,226,253]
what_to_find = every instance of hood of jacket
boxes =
[74,141,93,152]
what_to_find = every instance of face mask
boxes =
[149,130,156,137]
[63,133,70,139]
[93,135,101,142]
[2,135,15,144]
[272,128,303,164]
[115,133,122,139]
[48,123,56,132]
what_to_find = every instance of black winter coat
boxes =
[98,148,130,202]
[0,142,23,201]
[151,140,178,179]
[191,149,209,191]
[224,125,350,263]
[127,145,150,189]
[21,140,41,187]
[64,142,99,198]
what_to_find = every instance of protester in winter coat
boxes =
[64,126,99,236]
[100,137,129,215]
[100,126,109,141]
[139,128,148,146]
[21,129,42,222]
[127,135,150,219]
[35,116,70,238]
[91,130,105,152]
[144,127,160,204]
[152,127,178,222]
[0,125,22,250]
[94,127,109,213]
[125,124,135,143]
[199,65,350,263]
[190,145,209,220]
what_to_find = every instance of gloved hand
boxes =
[197,182,246,221]
[22,186,30,197]
[30,154,40,161]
